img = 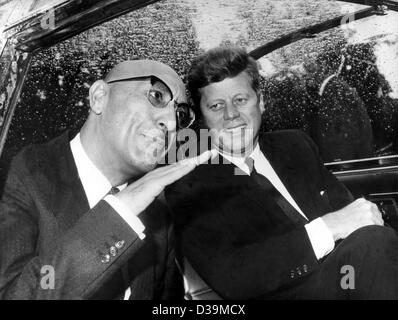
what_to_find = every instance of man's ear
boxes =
[259,93,265,114]
[89,80,109,115]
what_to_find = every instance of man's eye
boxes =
[234,97,248,106]
[209,103,224,110]
[148,89,163,102]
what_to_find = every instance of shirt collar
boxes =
[219,143,261,175]
[70,133,126,208]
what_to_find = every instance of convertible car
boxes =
[0,0,397,299]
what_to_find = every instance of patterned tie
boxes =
[108,186,120,195]
[245,157,307,225]
[245,157,255,174]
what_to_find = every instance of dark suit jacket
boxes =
[0,131,181,299]
[166,130,353,299]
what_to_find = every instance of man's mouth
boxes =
[141,133,167,159]
[224,124,247,132]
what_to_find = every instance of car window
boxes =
[2,0,397,165]
[259,7,398,163]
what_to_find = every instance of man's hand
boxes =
[322,198,384,241]
[115,150,216,216]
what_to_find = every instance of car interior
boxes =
[1,0,397,299]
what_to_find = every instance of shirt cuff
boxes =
[305,217,335,260]
[104,195,146,240]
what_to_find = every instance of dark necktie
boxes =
[108,186,120,196]
[245,157,308,225]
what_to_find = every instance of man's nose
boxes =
[223,102,240,121]
[156,103,177,133]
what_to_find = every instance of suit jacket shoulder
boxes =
[0,132,180,300]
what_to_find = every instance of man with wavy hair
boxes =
[166,46,398,300]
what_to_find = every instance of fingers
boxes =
[364,200,383,226]
[372,214,384,226]
[352,198,384,226]
[155,150,217,186]
[180,149,216,166]
[368,201,382,223]
[370,203,380,215]
[371,203,384,226]
[353,197,367,204]
[150,149,216,177]
[155,150,215,176]
[156,161,198,186]
[148,150,212,185]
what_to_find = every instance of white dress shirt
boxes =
[70,133,147,299]
[70,133,146,238]
[220,143,335,260]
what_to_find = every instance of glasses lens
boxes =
[176,103,195,129]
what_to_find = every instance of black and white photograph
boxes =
[0,0,398,305]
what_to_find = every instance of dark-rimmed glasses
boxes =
[107,78,195,130]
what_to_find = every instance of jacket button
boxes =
[303,264,308,273]
[110,246,117,257]
[296,267,302,276]
[290,270,295,279]
[115,240,125,249]
[101,254,111,264]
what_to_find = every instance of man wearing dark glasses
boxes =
[0,60,209,299]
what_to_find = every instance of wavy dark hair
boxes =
[187,46,260,118]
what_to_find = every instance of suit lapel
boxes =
[194,157,304,232]
[197,156,284,221]
[47,131,90,230]
[199,140,318,224]
[259,135,322,221]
